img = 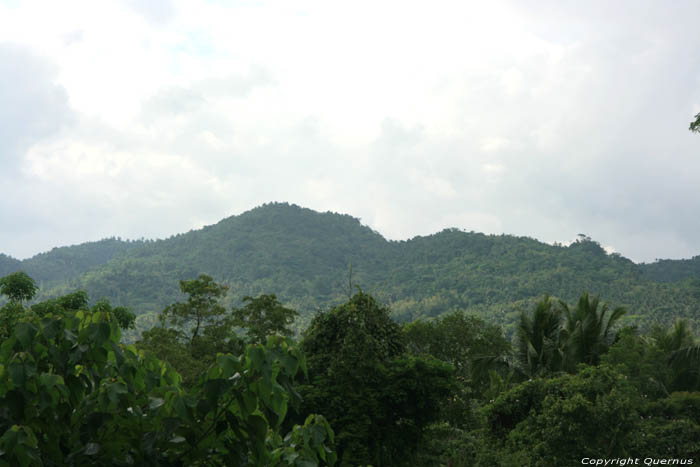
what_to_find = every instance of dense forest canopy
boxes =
[2,203,699,338]
[1,1,698,463]
[0,270,698,465]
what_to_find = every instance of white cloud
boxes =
[0,0,699,262]
[482,163,505,175]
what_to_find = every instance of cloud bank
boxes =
[1,0,699,262]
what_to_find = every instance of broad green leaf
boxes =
[8,364,26,387]
[14,323,36,349]
[106,382,127,404]
[218,354,242,378]
[248,346,266,372]
[247,413,269,441]
[88,322,111,346]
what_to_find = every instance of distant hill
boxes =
[2,202,699,334]
[0,254,21,277]
[639,255,700,282]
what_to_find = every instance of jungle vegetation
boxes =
[1,269,699,465]
[1,200,700,464]
[2,203,699,340]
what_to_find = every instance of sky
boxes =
[1,0,699,263]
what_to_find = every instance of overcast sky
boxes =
[1,0,699,263]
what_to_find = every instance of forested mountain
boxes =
[2,204,700,464]
[2,202,699,334]
[640,255,700,282]
[0,254,21,277]
[15,238,145,288]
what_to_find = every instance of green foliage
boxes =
[560,292,626,370]
[303,292,405,364]
[627,392,700,458]
[232,294,299,344]
[605,319,700,394]
[30,290,136,331]
[641,255,700,282]
[161,274,228,344]
[668,346,700,392]
[690,112,700,133]
[404,310,510,386]
[1,289,135,345]
[6,204,700,335]
[0,284,337,465]
[12,238,144,289]
[646,319,700,392]
[137,326,207,387]
[29,290,89,317]
[0,307,182,465]
[0,302,25,341]
[0,255,21,279]
[412,423,479,467]
[403,311,510,428]
[480,365,641,466]
[514,296,563,378]
[0,272,37,303]
[510,293,626,378]
[601,327,671,398]
[137,275,241,388]
[91,299,136,330]
[299,292,454,466]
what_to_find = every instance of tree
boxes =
[299,292,454,466]
[1,275,136,342]
[652,319,695,354]
[90,299,136,330]
[600,327,671,399]
[139,275,240,387]
[629,392,700,458]
[560,293,626,371]
[160,274,228,345]
[403,311,510,430]
[514,296,564,378]
[232,294,298,344]
[28,290,137,331]
[0,271,37,303]
[404,310,510,387]
[480,365,641,466]
[690,112,700,133]
[653,319,700,392]
[0,289,337,466]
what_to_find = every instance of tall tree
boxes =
[0,271,37,303]
[138,274,240,387]
[515,296,564,378]
[160,274,228,345]
[403,310,510,429]
[560,293,626,371]
[656,319,700,391]
[299,292,453,467]
[232,294,298,344]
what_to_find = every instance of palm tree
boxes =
[515,296,564,378]
[652,319,694,353]
[656,319,700,391]
[560,293,626,372]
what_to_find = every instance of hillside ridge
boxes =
[2,202,699,334]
